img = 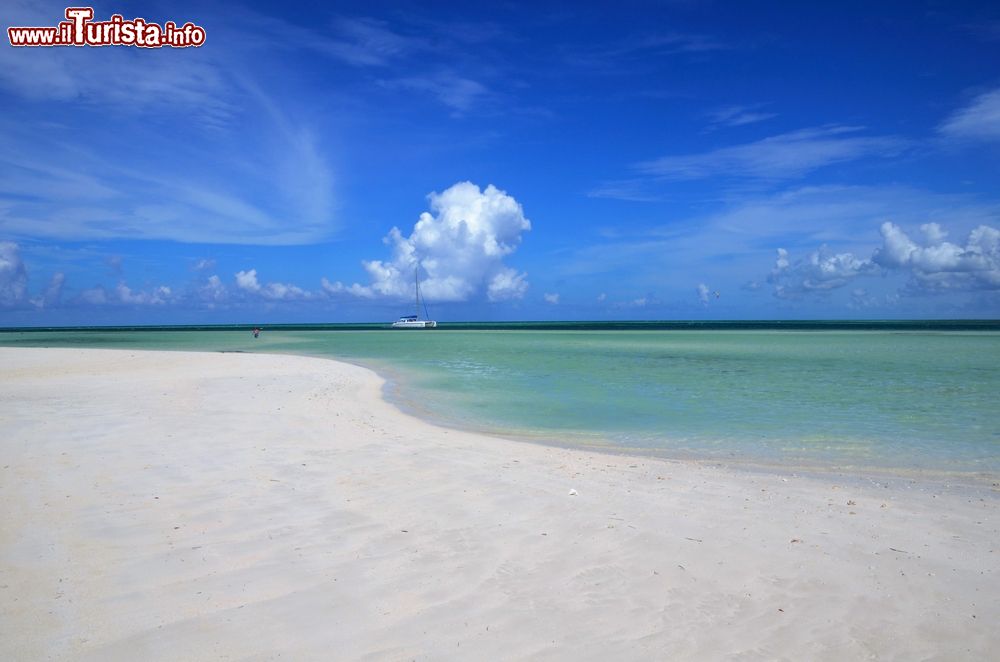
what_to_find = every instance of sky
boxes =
[1,0,999,325]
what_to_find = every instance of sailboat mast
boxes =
[415,268,420,318]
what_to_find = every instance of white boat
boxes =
[391,269,437,329]
[391,314,436,329]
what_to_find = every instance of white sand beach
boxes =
[1,347,997,661]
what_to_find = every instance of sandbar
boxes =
[1,347,997,660]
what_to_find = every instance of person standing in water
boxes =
[252,327,260,338]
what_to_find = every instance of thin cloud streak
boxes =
[637,126,909,181]
[706,104,777,128]
[379,72,493,115]
[939,87,1000,141]
[0,89,337,245]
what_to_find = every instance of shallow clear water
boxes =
[2,324,998,474]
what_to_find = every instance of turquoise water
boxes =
[2,324,998,474]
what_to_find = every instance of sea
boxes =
[2,321,998,477]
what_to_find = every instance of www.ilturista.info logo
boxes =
[8,7,205,48]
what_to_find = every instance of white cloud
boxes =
[0,241,28,307]
[238,12,427,69]
[873,222,1000,291]
[630,32,728,54]
[768,245,876,298]
[637,126,907,181]
[78,287,108,306]
[697,283,711,304]
[848,287,882,310]
[487,268,529,301]
[768,220,1000,298]
[318,16,425,67]
[939,88,1000,142]
[380,72,491,115]
[235,268,312,300]
[0,28,337,248]
[116,282,172,305]
[586,179,662,202]
[262,281,310,300]
[199,274,228,302]
[321,277,374,299]
[0,6,341,253]
[193,259,217,272]
[0,112,337,245]
[31,271,65,309]
[331,181,531,303]
[543,292,560,304]
[105,255,123,275]
[235,269,261,293]
[703,185,1000,247]
[564,31,728,74]
[559,185,1000,311]
[71,280,171,306]
[920,222,948,245]
[707,104,776,128]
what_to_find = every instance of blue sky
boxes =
[1,0,999,325]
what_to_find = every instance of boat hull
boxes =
[391,320,437,329]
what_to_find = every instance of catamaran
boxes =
[391,268,437,329]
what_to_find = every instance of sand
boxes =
[0,347,997,661]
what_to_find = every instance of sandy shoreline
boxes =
[1,347,997,660]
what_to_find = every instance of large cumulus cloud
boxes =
[327,182,531,302]
[873,222,1000,291]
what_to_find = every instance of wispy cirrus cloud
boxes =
[696,185,1000,255]
[0,4,340,247]
[960,20,1000,43]
[637,125,909,181]
[0,50,238,128]
[0,94,336,245]
[939,87,1000,142]
[232,10,506,116]
[621,32,729,55]
[321,16,428,66]
[563,30,730,74]
[706,104,777,128]
[586,180,663,202]
[379,71,493,115]
[232,12,429,68]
